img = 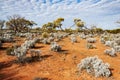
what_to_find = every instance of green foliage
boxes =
[6,44,19,55]
[76,21,84,28]
[76,28,83,33]
[74,18,84,28]
[6,14,36,33]
[42,32,49,38]
[96,28,103,33]
[42,18,64,32]
[64,28,78,34]
[106,28,120,34]
[6,47,14,55]
[53,18,64,30]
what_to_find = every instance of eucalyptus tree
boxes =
[6,14,36,33]
[42,22,54,32]
[53,18,64,31]
[74,18,85,30]
[42,18,64,32]
[69,18,86,30]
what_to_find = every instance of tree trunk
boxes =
[60,26,64,31]
[69,24,75,29]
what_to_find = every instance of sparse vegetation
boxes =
[0,15,120,80]
[6,47,14,55]
[86,43,96,49]
[42,32,49,38]
[50,42,61,52]
[77,56,111,77]
[6,14,36,33]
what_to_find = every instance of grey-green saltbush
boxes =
[104,48,116,57]
[77,56,111,77]
[50,42,61,52]
[87,38,96,43]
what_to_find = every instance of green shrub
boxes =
[42,32,49,38]
[6,47,14,55]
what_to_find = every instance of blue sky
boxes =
[0,0,120,29]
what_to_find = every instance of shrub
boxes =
[50,42,61,52]
[104,48,116,57]
[115,38,120,45]
[42,32,49,38]
[100,38,105,44]
[2,33,14,43]
[100,35,110,44]
[86,43,96,49]
[105,41,112,47]
[14,47,27,63]
[6,47,14,55]
[70,34,77,43]
[77,56,111,77]
[47,37,54,44]
[30,49,41,58]
[87,38,96,43]
[71,37,77,43]
[21,38,39,49]
[114,46,120,53]
[80,33,86,39]
[42,38,48,44]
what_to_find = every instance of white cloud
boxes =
[0,0,120,29]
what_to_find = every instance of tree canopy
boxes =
[6,14,36,33]
[42,18,64,32]
[74,18,84,28]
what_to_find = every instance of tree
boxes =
[96,28,103,34]
[0,20,5,30]
[69,18,87,30]
[42,18,64,32]
[53,18,64,31]
[42,22,54,32]
[74,18,85,29]
[6,14,36,33]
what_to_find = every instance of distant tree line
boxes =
[105,28,120,34]
[0,14,119,34]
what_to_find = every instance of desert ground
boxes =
[0,35,120,80]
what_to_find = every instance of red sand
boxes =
[0,36,120,80]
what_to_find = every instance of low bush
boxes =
[86,43,96,49]
[42,32,49,38]
[50,42,61,52]
[87,38,96,43]
[77,56,111,77]
[104,48,116,57]
[6,47,14,55]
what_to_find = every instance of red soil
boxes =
[0,36,120,80]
